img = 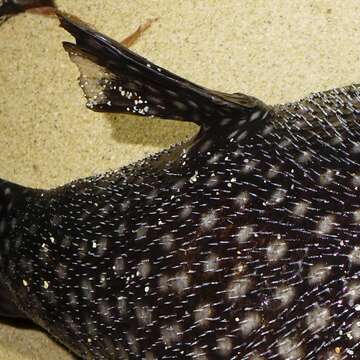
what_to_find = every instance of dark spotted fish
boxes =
[0,0,55,25]
[2,12,360,359]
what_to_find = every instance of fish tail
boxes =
[59,13,269,131]
[0,179,30,318]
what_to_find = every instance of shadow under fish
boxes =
[1,11,360,360]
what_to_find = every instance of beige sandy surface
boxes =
[1,0,360,358]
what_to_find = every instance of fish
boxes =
[1,11,360,359]
[0,0,55,25]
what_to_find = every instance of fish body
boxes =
[1,13,360,360]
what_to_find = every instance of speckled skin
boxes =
[1,13,360,360]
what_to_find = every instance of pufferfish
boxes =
[1,12,360,360]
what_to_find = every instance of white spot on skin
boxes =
[194,303,212,327]
[115,221,125,237]
[205,175,219,188]
[267,165,281,179]
[216,337,232,356]
[306,306,330,333]
[203,254,219,273]
[43,281,49,289]
[55,263,67,279]
[316,215,335,235]
[331,136,343,145]
[227,278,252,300]
[200,210,218,230]
[352,143,360,154]
[136,225,148,241]
[346,281,360,305]
[235,262,246,275]
[171,272,190,294]
[277,336,303,360]
[145,351,156,360]
[236,225,254,244]
[292,201,309,217]
[160,234,175,251]
[117,296,127,315]
[173,179,186,191]
[354,209,360,223]
[240,312,261,337]
[68,292,78,306]
[208,153,222,164]
[262,125,273,135]
[298,151,311,163]
[120,200,130,212]
[180,204,192,219]
[159,275,170,293]
[234,191,250,208]
[349,247,360,265]
[274,285,295,308]
[22,279,28,287]
[161,323,182,346]
[308,263,331,285]
[126,332,139,354]
[138,260,151,279]
[319,169,334,186]
[353,173,360,188]
[241,159,258,174]
[113,257,125,275]
[98,301,111,319]
[100,273,107,287]
[267,240,287,262]
[81,279,94,300]
[135,305,152,326]
[351,319,360,340]
[269,188,287,205]
[192,347,208,360]
[97,238,108,256]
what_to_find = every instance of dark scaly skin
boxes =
[2,14,360,360]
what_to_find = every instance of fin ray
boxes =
[59,13,270,131]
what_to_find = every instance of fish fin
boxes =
[0,0,56,25]
[121,17,159,48]
[58,13,270,131]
